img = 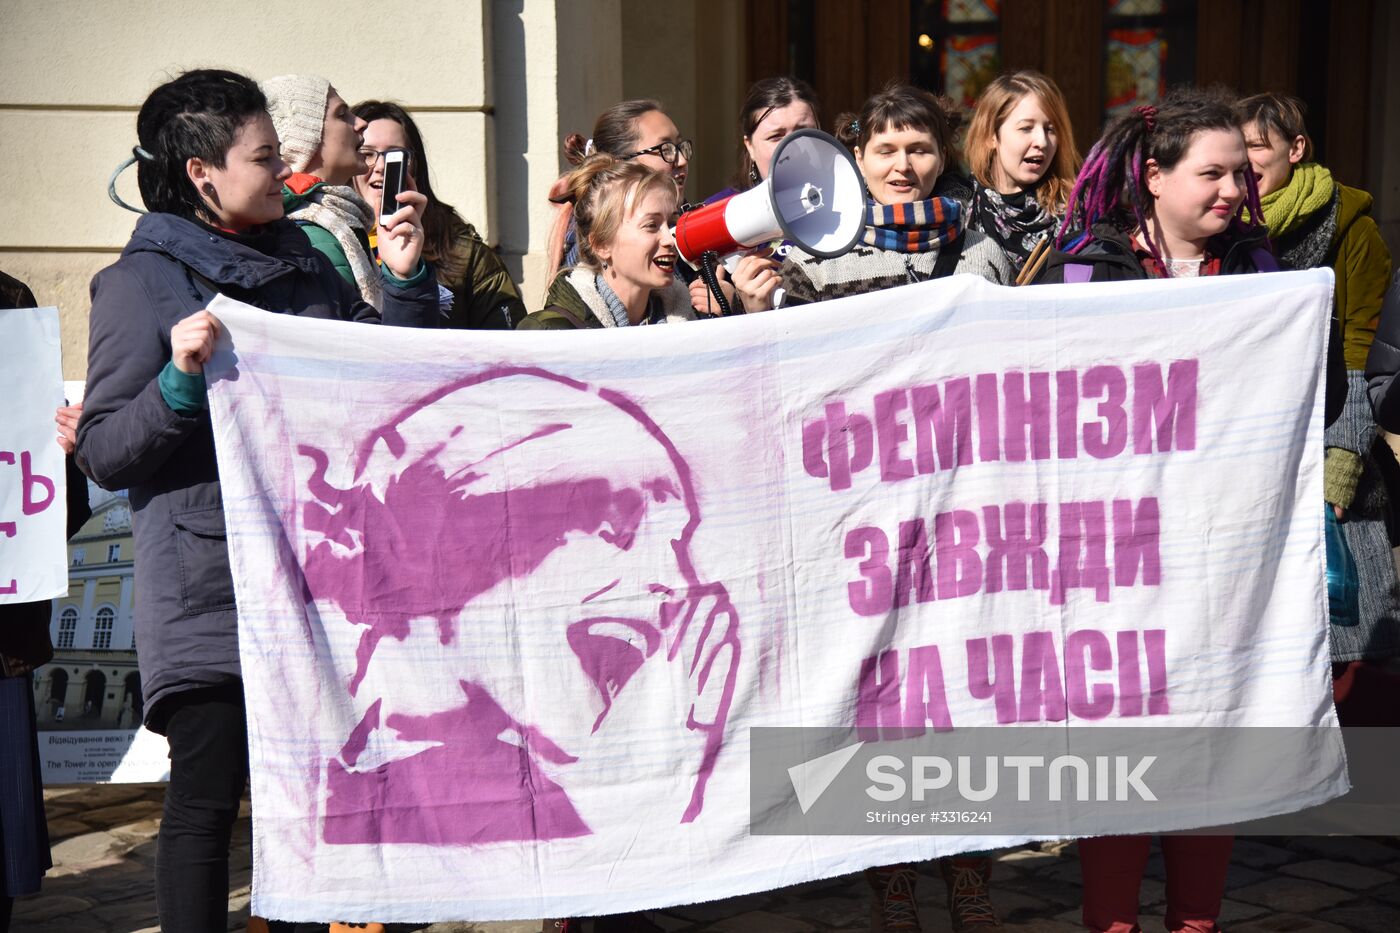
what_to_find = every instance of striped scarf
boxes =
[862,197,963,253]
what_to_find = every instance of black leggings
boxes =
[155,684,294,933]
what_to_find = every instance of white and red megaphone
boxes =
[675,129,864,310]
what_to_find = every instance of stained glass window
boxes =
[1105,28,1167,118]
[1111,0,1164,14]
[913,0,1001,111]
[1104,0,1197,121]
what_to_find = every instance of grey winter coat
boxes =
[1366,270,1400,430]
[74,212,438,731]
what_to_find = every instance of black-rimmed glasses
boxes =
[624,139,693,165]
[358,147,417,174]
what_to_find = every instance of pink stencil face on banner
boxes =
[295,368,740,846]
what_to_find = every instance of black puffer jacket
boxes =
[1036,224,1345,427]
[1036,222,1277,282]
[75,212,438,731]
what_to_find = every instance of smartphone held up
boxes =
[378,149,407,227]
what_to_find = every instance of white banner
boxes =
[0,306,67,604]
[204,271,1345,923]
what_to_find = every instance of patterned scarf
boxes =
[862,197,963,253]
[1274,191,1339,272]
[286,185,384,309]
[969,184,1059,270]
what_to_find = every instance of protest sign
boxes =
[29,381,170,784]
[203,271,1346,922]
[0,306,67,604]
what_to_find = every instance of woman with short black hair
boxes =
[77,68,437,932]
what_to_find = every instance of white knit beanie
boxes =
[262,74,331,174]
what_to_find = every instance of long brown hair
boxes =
[965,71,1080,213]
[1058,86,1263,270]
[352,100,469,279]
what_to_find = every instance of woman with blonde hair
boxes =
[964,71,1081,275]
[521,154,693,933]
[523,155,694,331]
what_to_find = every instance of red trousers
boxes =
[1078,834,1233,933]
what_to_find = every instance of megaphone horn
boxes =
[675,129,866,269]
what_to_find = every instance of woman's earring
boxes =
[202,183,216,196]
[748,165,761,186]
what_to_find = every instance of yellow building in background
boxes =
[0,0,744,380]
[32,489,143,730]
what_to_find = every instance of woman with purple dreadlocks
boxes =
[1034,86,1342,933]
[1035,86,1271,286]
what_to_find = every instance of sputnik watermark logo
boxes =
[789,741,865,814]
[753,726,1353,836]
[788,743,1158,813]
[865,754,1158,803]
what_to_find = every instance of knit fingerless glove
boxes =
[1324,446,1364,508]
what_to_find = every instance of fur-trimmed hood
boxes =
[521,268,696,330]
[563,267,695,327]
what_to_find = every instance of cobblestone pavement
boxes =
[14,784,1400,932]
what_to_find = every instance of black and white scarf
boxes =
[969,184,1060,271]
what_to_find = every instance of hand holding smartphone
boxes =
[378,149,408,227]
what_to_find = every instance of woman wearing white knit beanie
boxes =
[262,74,426,308]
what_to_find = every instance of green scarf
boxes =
[1260,162,1335,238]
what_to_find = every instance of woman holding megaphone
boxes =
[733,83,1013,312]
[704,78,822,254]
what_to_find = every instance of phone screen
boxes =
[380,156,406,222]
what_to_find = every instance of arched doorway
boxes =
[122,672,144,726]
[83,670,107,719]
[48,668,69,720]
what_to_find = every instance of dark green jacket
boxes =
[518,272,605,330]
[282,178,372,287]
[438,219,526,330]
[518,269,697,330]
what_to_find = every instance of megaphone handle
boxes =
[699,251,738,317]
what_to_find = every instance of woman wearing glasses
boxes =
[262,74,427,310]
[352,100,526,329]
[546,99,692,281]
